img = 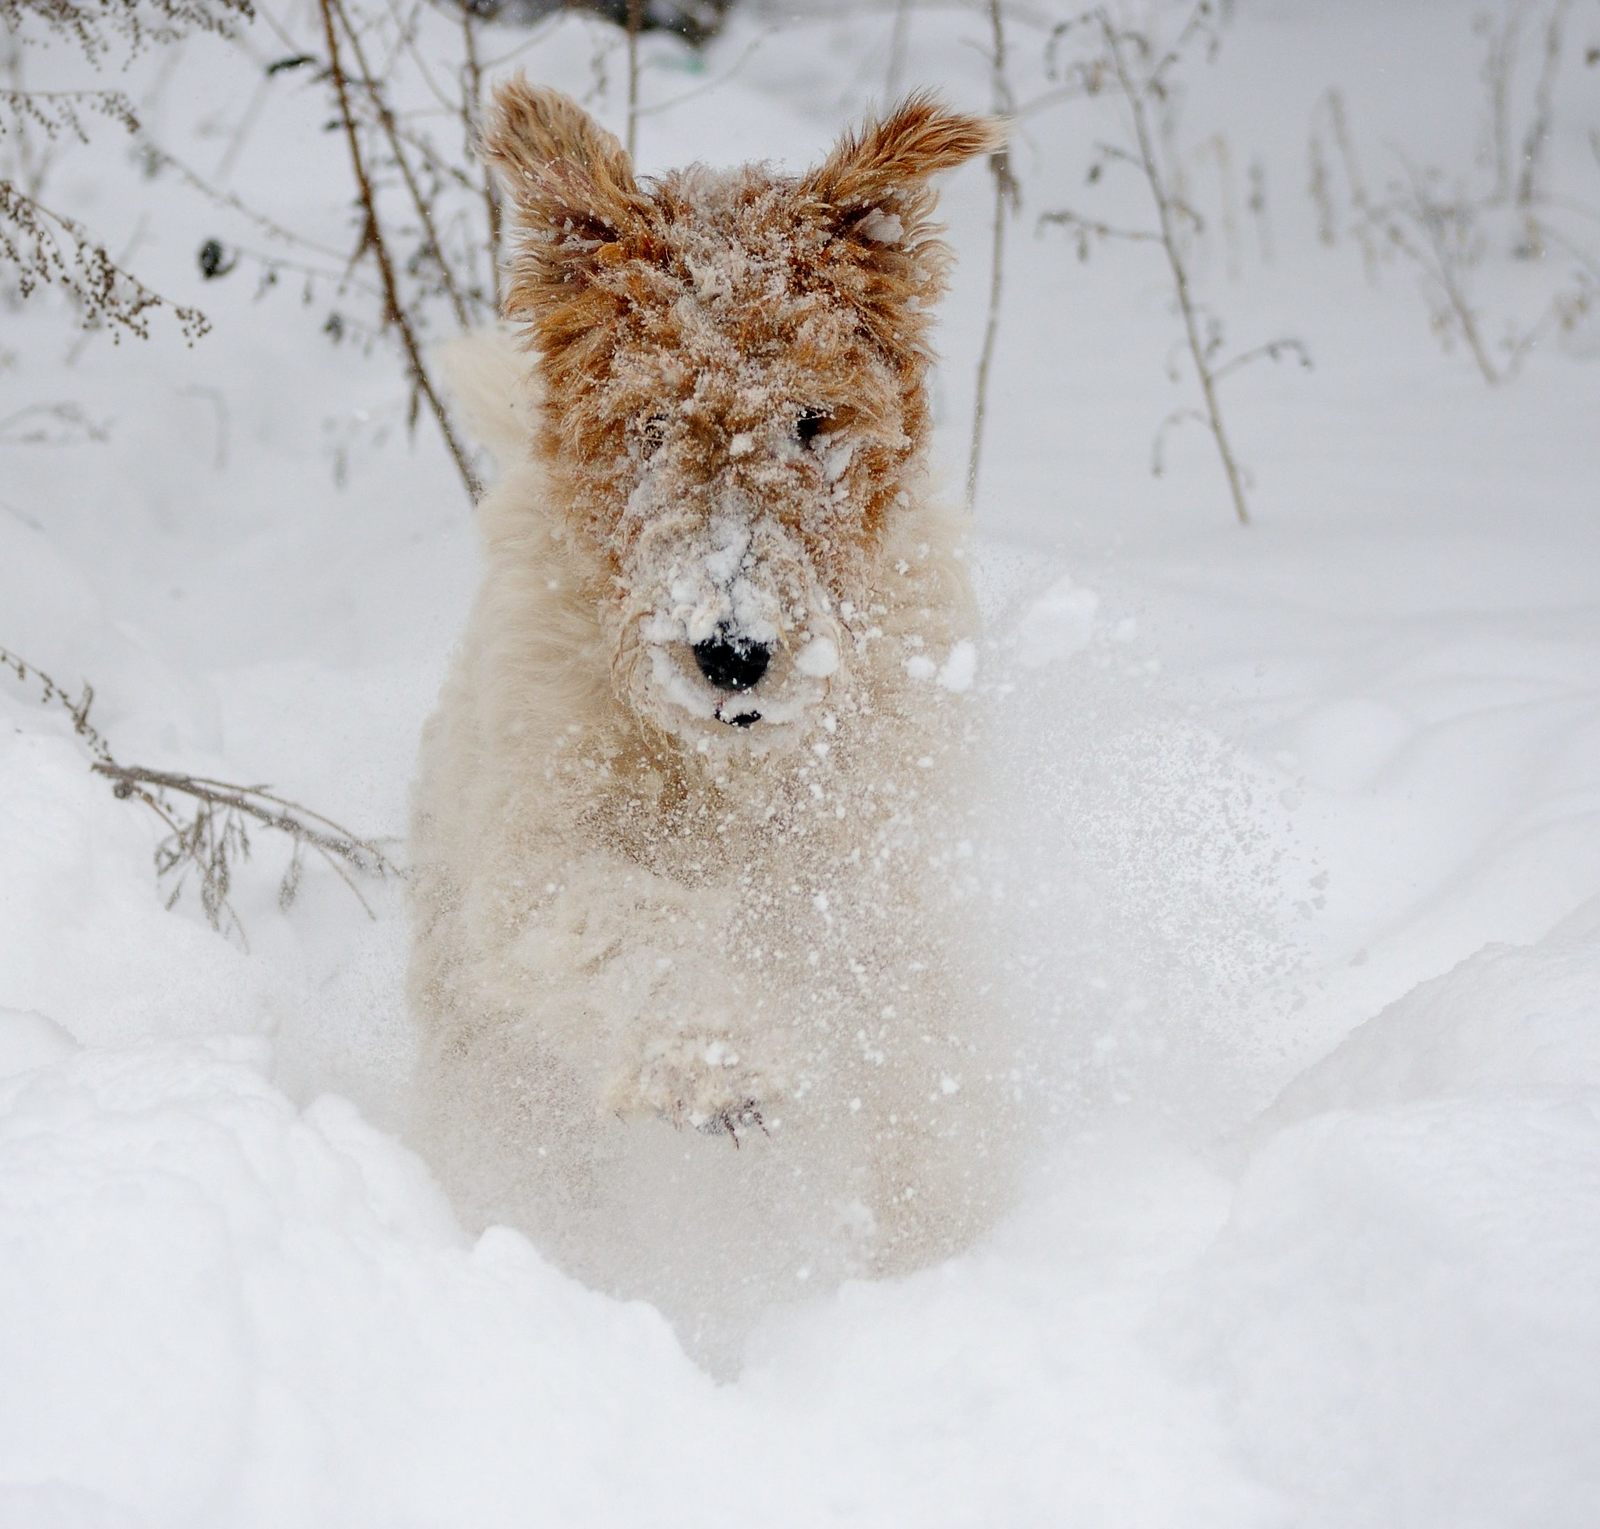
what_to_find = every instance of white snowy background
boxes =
[3,0,1600,1524]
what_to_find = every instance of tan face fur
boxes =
[483,82,1001,754]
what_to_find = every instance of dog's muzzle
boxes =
[614,509,844,752]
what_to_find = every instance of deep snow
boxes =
[3,0,1600,1524]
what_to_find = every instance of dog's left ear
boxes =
[801,92,1005,285]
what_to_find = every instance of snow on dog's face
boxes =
[484,82,1000,754]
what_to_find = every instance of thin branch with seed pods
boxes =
[0,178,210,341]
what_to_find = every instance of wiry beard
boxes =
[608,506,851,759]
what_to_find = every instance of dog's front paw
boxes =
[610,1032,774,1147]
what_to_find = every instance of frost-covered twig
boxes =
[1,643,400,945]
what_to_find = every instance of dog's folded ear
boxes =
[481,78,650,318]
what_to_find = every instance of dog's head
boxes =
[483,83,1000,755]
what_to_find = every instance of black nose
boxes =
[693,632,770,691]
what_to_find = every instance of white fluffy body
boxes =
[408,331,1019,1353]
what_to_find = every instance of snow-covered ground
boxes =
[4,2,1599,1523]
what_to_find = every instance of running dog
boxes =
[408,82,1015,1323]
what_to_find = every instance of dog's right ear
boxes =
[481,79,649,320]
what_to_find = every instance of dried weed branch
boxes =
[0,179,211,341]
[0,0,252,63]
[1042,3,1307,526]
[625,0,644,159]
[1372,160,1505,385]
[459,4,502,308]
[1314,11,1597,384]
[316,0,479,501]
[965,0,1018,514]
[0,3,227,344]
[0,87,140,144]
[1,643,400,945]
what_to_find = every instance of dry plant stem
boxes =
[1484,0,1529,203]
[1,642,398,940]
[1037,206,1158,244]
[1394,161,1501,386]
[1323,89,1380,283]
[1248,158,1272,263]
[315,0,478,501]
[1516,0,1571,240]
[91,763,395,876]
[965,0,1013,515]
[625,0,643,160]
[327,0,470,328]
[460,4,501,309]
[1102,11,1250,526]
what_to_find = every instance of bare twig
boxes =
[459,3,501,309]
[965,0,1016,515]
[1042,4,1306,524]
[315,0,478,500]
[1320,88,1381,281]
[1247,157,1272,263]
[1377,159,1503,385]
[2,642,399,944]
[1481,0,1532,203]
[1036,206,1160,249]
[1515,0,1573,253]
[1099,5,1250,524]
[1210,337,1312,385]
[625,0,643,160]
[0,400,110,444]
[328,0,472,328]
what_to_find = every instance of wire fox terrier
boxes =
[408,81,1017,1327]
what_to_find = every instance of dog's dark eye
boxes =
[795,409,828,448]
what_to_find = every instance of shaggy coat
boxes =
[408,85,1015,1330]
